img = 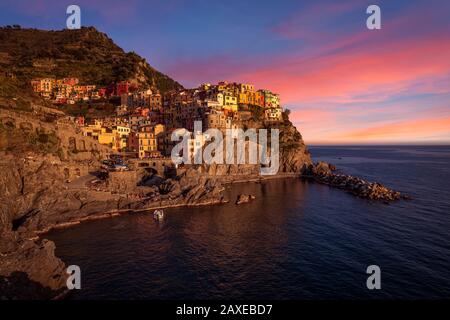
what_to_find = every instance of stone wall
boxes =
[1,109,111,162]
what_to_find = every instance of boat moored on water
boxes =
[153,209,164,220]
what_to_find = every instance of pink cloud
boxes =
[268,36,450,104]
[337,117,450,143]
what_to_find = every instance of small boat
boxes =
[153,209,164,220]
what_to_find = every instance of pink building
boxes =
[63,78,79,86]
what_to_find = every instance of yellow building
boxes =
[41,78,55,92]
[217,81,228,92]
[239,83,254,93]
[98,131,116,149]
[82,120,129,151]
[31,78,55,94]
[114,125,131,151]
[222,92,238,112]
[138,124,165,158]
[238,92,249,105]
[81,121,103,140]
[238,91,259,106]
[259,89,280,108]
[253,91,264,107]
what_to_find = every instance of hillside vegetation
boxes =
[0,26,183,93]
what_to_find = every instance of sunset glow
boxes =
[2,0,449,144]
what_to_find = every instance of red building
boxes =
[127,131,139,153]
[116,81,131,96]
[62,78,79,86]
[135,107,150,117]
[97,88,107,98]
[76,116,85,126]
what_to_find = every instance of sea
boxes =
[46,145,450,299]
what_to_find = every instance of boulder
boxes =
[312,161,335,175]
[235,194,256,205]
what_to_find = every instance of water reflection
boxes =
[46,147,450,300]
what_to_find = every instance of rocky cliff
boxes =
[0,105,312,299]
[0,102,230,298]
[194,112,312,182]
[0,152,229,299]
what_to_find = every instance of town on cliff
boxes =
[30,77,284,160]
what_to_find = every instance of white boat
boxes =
[153,209,164,220]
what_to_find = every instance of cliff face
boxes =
[0,146,228,299]
[0,104,111,299]
[278,118,312,173]
[0,103,229,298]
[0,106,311,299]
[197,114,312,181]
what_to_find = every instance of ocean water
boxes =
[46,146,450,299]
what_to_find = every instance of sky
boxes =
[1,0,450,145]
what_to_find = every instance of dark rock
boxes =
[236,194,256,205]
[0,271,67,300]
[313,161,334,175]
[301,161,407,202]
[0,238,67,299]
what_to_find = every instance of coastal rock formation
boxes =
[0,127,229,298]
[235,194,256,205]
[310,161,336,175]
[0,152,228,299]
[0,238,68,300]
[278,120,312,173]
[307,162,407,202]
[191,116,313,182]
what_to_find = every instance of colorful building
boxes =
[127,131,139,153]
[264,108,283,122]
[31,78,55,97]
[116,81,130,96]
[98,131,116,149]
[259,89,280,109]
[149,93,163,111]
[114,125,131,151]
[138,124,165,158]
[222,92,238,112]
